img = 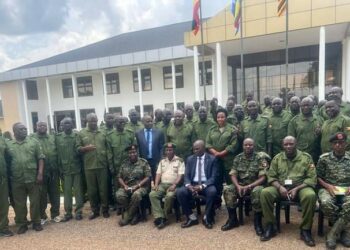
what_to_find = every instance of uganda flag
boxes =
[277,0,286,17]
[192,0,200,35]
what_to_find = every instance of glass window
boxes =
[135,105,153,116]
[163,65,184,89]
[54,110,76,131]
[26,80,38,100]
[164,102,185,111]
[132,69,152,92]
[199,61,212,86]
[77,76,93,97]
[108,107,122,116]
[31,112,38,132]
[62,78,73,98]
[80,109,95,128]
[106,73,120,95]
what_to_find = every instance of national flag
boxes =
[192,0,200,35]
[277,0,287,17]
[231,0,242,35]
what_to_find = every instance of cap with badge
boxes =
[125,144,138,151]
[329,132,347,143]
[164,143,176,149]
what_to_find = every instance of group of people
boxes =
[0,86,350,250]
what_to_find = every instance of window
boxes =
[132,69,152,92]
[31,112,38,132]
[62,78,73,98]
[163,65,184,89]
[164,102,185,111]
[106,73,120,94]
[199,61,213,86]
[80,109,95,128]
[77,76,93,97]
[0,98,3,118]
[54,110,76,131]
[26,80,38,100]
[135,105,153,116]
[108,107,122,116]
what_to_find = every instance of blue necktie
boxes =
[147,129,151,158]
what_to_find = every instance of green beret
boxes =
[164,143,176,149]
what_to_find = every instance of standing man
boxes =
[269,98,292,156]
[193,101,200,121]
[7,123,45,234]
[125,109,143,133]
[222,138,269,236]
[158,109,173,141]
[149,143,184,229]
[260,136,317,247]
[56,117,84,221]
[261,95,272,117]
[226,99,236,125]
[317,132,350,249]
[31,121,61,224]
[193,106,215,143]
[136,115,164,180]
[184,104,195,126]
[154,109,164,129]
[101,113,115,134]
[320,87,350,120]
[77,113,109,219]
[0,136,13,237]
[289,96,301,117]
[176,140,218,229]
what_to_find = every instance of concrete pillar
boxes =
[21,80,31,132]
[344,37,350,101]
[211,55,216,99]
[137,66,144,117]
[71,74,81,130]
[318,26,325,101]
[102,70,108,113]
[193,46,200,101]
[171,61,177,111]
[216,42,223,106]
[45,77,54,130]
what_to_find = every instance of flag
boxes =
[192,0,200,35]
[231,0,242,35]
[277,0,287,16]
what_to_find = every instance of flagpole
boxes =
[240,0,245,102]
[199,0,207,107]
[285,0,289,99]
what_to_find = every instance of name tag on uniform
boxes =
[284,179,292,185]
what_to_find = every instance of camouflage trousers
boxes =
[223,184,263,212]
[319,188,350,222]
[116,187,148,221]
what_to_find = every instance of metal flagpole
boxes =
[199,0,207,107]
[240,0,245,102]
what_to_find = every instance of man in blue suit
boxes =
[176,140,219,229]
[136,115,165,180]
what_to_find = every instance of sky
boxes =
[0,0,229,73]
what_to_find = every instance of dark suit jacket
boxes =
[136,128,164,165]
[184,153,218,187]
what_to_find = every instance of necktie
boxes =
[198,156,202,185]
[146,129,151,158]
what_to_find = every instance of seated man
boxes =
[149,143,184,229]
[260,136,317,247]
[176,140,218,229]
[116,145,151,226]
[317,132,350,250]
[222,138,270,236]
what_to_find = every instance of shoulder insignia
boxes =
[319,152,330,158]
[309,163,315,169]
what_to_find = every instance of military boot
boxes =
[221,208,239,231]
[254,212,264,236]
[326,218,347,250]
[340,228,350,248]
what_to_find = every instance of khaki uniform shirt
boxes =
[156,156,185,184]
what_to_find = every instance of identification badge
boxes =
[284,179,292,185]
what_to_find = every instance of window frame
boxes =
[105,73,120,95]
[62,78,74,98]
[163,64,184,89]
[132,69,152,92]
[76,76,93,97]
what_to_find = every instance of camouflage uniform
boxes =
[224,152,270,212]
[116,158,151,222]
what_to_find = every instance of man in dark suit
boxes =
[136,115,165,180]
[176,140,218,229]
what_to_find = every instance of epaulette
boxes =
[319,152,330,159]
[257,151,271,161]
[139,158,149,164]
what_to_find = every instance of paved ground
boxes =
[0,204,345,250]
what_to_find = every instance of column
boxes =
[344,37,350,101]
[342,38,347,100]
[193,46,200,101]
[171,61,177,111]
[137,66,144,117]
[21,80,31,132]
[216,42,223,106]
[211,55,217,99]
[318,26,325,101]
[101,70,108,112]
[71,74,81,130]
[45,77,54,130]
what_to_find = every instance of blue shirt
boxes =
[144,128,152,158]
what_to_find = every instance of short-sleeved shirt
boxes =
[6,137,45,183]
[156,156,185,184]
[118,158,151,186]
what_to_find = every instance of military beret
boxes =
[164,143,176,149]
[329,132,347,143]
[125,144,138,151]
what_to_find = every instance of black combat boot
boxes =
[221,208,239,231]
[254,212,264,236]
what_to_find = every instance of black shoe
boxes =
[89,213,100,220]
[0,229,14,237]
[300,229,316,247]
[157,218,167,229]
[62,215,73,222]
[103,211,110,218]
[130,214,140,225]
[17,225,28,235]
[154,218,162,226]
[32,223,43,232]
[116,208,122,216]
[75,214,83,221]
[260,224,276,241]
[254,212,264,236]
[118,218,129,227]
[202,217,213,229]
[221,208,239,231]
[181,218,199,228]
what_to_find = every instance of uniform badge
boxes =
[262,160,268,168]
[309,164,315,169]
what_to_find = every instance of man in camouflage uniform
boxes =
[158,109,172,141]
[288,97,323,163]
[125,109,143,133]
[166,110,195,160]
[0,136,13,237]
[226,99,235,125]
[261,95,272,117]
[101,113,115,134]
[31,121,61,224]
[321,100,350,153]
[149,143,184,229]
[260,136,317,247]
[289,96,301,117]
[184,104,196,125]
[154,109,164,129]
[7,123,45,234]
[193,106,215,143]
[319,87,350,120]
[116,145,151,226]
[269,98,292,156]
[222,138,270,236]
[317,132,350,249]
[242,100,272,155]
[241,91,255,116]
[77,113,109,219]
[56,117,84,221]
